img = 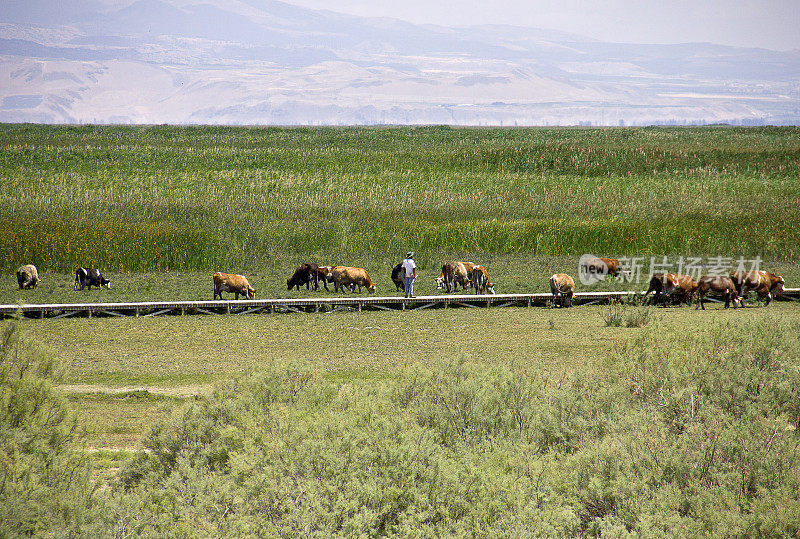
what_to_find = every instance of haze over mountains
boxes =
[2,0,799,125]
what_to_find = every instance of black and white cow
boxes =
[74,268,111,290]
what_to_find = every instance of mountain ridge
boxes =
[1,0,798,125]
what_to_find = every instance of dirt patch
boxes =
[56,384,212,397]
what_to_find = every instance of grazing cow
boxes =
[460,262,477,278]
[16,264,39,289]
[695,276,742,310]
[471,265,495,295]
[460,262,478,290]
[287,263,319,291]
[315,265,335,292]
[670,274,699,305]
[436,261,470,293]
[74,268,110,291]
[729,270,785,306]
[391,263,405,292]
[333,266,376,294]
[642,273,696,306]
[213,272,256,300]
[549,273,575,307]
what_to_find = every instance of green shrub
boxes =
[103,316,800,536]
[109,360,593,536]
[0,316,97,537]
[602,301,654,328]
[601,301,625,327]
[623,306,653,328]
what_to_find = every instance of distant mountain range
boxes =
[2,0,799,125]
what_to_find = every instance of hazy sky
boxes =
[286,0,800,51]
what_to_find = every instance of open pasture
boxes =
[11,301,794,450]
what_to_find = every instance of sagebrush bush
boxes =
[0,316,97,537]
[601,301,654,328]
[601,301,625,327]
[103,316,800,536]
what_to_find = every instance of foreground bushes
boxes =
[0,318,95,537]
[3,308,798,536]
[107,315,800,537]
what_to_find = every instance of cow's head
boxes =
[486,283,496,294]
[435,277,444,289]
[247,287,257,299]
[367,284,376,294]
[100,277,111,289]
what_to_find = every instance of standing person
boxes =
[402,252,416,298]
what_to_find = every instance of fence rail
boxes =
[2,288,799,319]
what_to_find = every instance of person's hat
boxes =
[406,251,414,258]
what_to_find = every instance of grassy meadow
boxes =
[2,125,800,535]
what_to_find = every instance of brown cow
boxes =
[471,265,495,295]
[643,273,697,306]
[213,272,256,300]
[460,262,477,277]
[16,264,40,289]
[670,274,698,305]
[602,258,623,276]
[333,266,376,294]
[695,276,741,310]
[436,261,470,293]
[579,257,629,281]
[729,270,785,306]
[316,265,335,292]
[550,273,575,308]
[460,262,477,290]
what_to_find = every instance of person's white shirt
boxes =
[402,258,416,278]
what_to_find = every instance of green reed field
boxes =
[2,124,799,280]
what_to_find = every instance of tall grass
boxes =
[1,125,798,272]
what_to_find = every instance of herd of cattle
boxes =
[549,257,786,309]
[13,258,788,309]
[282,261,495,296]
